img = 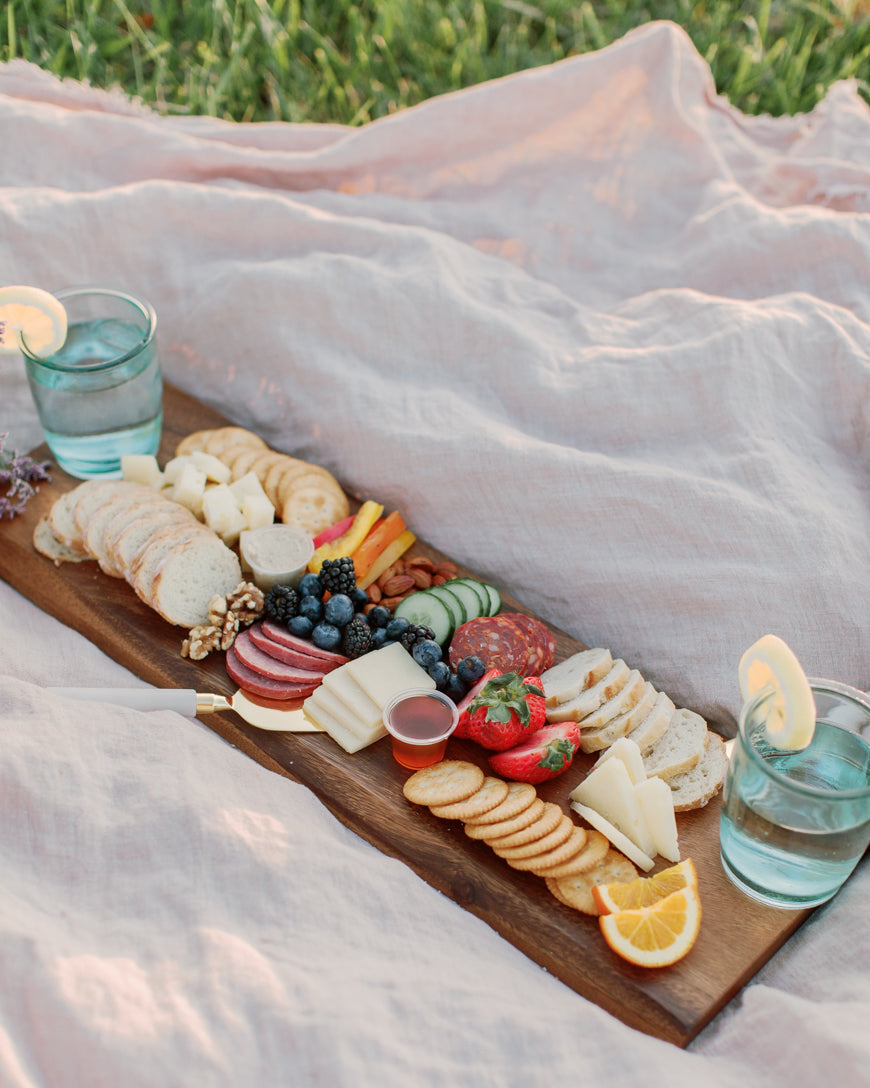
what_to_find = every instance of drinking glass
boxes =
[21,286,161,479]
[720,679,870,909]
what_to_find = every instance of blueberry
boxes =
[369,627,389,649]
[445,671,468,701]
[311,622,342,651]
[427,660,452,690]
[324,593,354,627]
[297,572,324,599]
[367,605,392,629]
[412,638,442,669]
[351,587,369,610]
[385,616,410,640]
[457,655,487,685]
[298,595,323,623]
[287,615,313,637]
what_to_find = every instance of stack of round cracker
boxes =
[176,426,349,536]
[402,761,639,914]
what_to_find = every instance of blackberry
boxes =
[319,556,357,596]
[263,584,299,626]
[342,615,374,658]
[399,622,437,653]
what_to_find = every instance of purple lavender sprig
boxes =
[0,432,51,518]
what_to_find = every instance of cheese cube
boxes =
[230,471,270,504]
[192,450,233,484]
[202,483,247,544]
[162,455,193,485]
[121,453,162,488]
[570,757,656,857]
[172,463,207,516]
[241,491,275,531]
[634,776,680,863]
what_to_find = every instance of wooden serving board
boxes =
[0,383,812,1047]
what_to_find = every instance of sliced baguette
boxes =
[546,659,631,724]
[625,689,676,753]
[149,535,243,627]
[540,648,613,707]
[668,731,728,812]
[580,680,658,752]
[576,668,646,732]
[48,489,89,550]
[642,707,707,782]
[33,515,92,565]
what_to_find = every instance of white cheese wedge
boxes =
[570,802,655,872]
[593,736,647,784]
[570,757,656,857]
[346,641,435,709]
[121,453,162,488]
[321,668,383,731]
[634,776,680,863]
[192,449,232,484]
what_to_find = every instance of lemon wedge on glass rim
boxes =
[738,633,816,750]
[0,285,67,356]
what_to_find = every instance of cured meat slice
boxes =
[259,620,349,666]
[248,623,344,672]
[226,645,321,701]
[448,616,530,675]
[500,612,556,673]
[232,629,327,684]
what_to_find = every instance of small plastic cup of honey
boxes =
[383,688,459,770]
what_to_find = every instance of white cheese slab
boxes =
[570,757,656,857]
[346,641,435,709]
[570,802,655,872]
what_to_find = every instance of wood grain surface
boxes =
[0,382,812,1047]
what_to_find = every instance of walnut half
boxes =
[226,581,265,627]
[182,624,222,661]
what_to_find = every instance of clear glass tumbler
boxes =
[720,679,870,909]
[21,286,161,479]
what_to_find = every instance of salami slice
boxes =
[448,616,530,674]
[233,629,327,684]
[249,623,344,673]
[226,645,322,701]
[259,620,349,667]
[500,612,556,673]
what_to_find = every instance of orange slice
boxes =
[592,857,697,915]
[0,285,67,356]
[598,885,702,968]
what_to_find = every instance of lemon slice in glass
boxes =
[738,633,816,750]
[0,285,67,356]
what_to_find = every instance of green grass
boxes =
[2,1,869,124]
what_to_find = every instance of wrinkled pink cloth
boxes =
[1,21,869,1087]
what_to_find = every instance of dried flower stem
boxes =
[0,433,51,518]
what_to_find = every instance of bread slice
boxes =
[668,731,728,812]
[130,524,210,602]
[71,479,129,538]
[150,535,242,627]
[642,708,707,781]
[625,689,676,753]
[546,659,631,724]
[109,506,196,574]
[580,681,658,752]
[84,487,164,576]
[540,648,614,707]
[48,489,89,550]
[576,669,646,732]
[33,515,93,565]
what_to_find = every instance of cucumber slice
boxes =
[480,581,502,616]
[451,577,490,616]
[442,578,487,623]
[392,591,453,646]
[426,584,467,631]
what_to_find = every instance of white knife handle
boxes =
[50,687,198,717]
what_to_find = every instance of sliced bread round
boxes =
[642,708,707,781]
[625,689,676,753]
[580,681,658,753]
[541,647,614,707]
[546,659,631,724]
[150,535,243,627]
[668,731,728,812]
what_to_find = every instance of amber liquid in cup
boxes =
[384,690,458,770]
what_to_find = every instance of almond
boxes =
[377,563,400,588]
[409,568,432,589]
[406,556,435,571]
[381,573,415,597]
[366,583,382,603]
[380,595,406,610]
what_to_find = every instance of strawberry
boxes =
[462,672,546,751]
[488,721,582,784]
[453,667,502,738]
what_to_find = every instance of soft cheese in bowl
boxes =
[240,524,314,590]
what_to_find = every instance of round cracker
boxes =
[402,760,485,807]
[429,776,509,821]
[282,486,350,535]
[545,849,638,914]
[487,801,565,849]
[231,447,269,481]
[204,426,267,457]
[492,813,575,860]
[465,797,545,842]
[175,429,214,456]
[263,457,308,507]
[465,781,538,826]
[278,467,343,510]
[535,828,611,879]
[505,825,589,873]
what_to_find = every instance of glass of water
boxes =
[720,679,870,909]
[20,286,162,479]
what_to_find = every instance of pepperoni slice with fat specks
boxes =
[499,612,556,673]
[448,615,530,674]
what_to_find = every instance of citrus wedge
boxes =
[599,885,702,968]
[0,285,67,356]
[738,634,815,750]
[592,857,698,915]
